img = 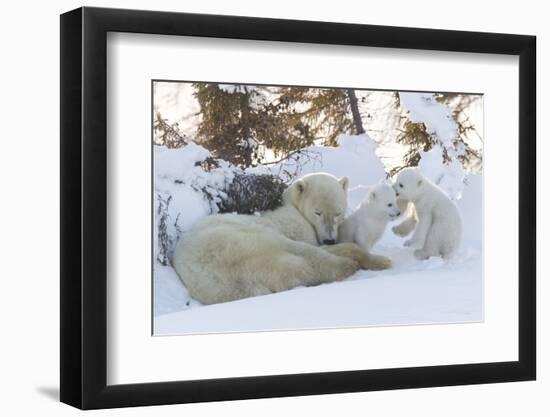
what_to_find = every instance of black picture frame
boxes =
[60,6,536,410]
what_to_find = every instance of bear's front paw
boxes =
[404,239,416,247]
[414,249,429,260]
[392,224,409,237]
[367,254,392,270]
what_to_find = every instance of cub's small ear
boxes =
[369,190,377,202]
[339,176,349,193]
[283,179,307,207]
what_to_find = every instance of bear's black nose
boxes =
[323,239,336,245]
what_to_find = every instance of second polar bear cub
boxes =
[338,182,401,251]
[393,167,462,259]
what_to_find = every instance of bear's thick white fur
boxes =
[338,182,401,252]
[173,173,391,304]
[393,167,462,259]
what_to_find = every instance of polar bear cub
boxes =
[393,167,462,259]
[338,182,401,251]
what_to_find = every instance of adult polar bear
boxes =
[173,173,392,304]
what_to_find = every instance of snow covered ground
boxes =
[155,197,482,335]
[152,133,482,336]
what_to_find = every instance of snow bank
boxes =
[399,92,458,149]
[154,145,212,247]
[253,134,386,187]
[154,143,209,181]
[398,92,467,201]
[153,144,238,312]
[417,147,466,200]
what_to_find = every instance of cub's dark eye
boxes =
[315,211,322,216]
[387,203,393,207]
[399,183,404,188]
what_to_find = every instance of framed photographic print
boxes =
[60,6,536,409]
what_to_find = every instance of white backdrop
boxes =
[0,0,545,416]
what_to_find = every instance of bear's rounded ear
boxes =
[296,180,307,194]
[369,190,377,202]
[339,176,349,193]
[283,179,307,207]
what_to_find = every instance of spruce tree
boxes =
[193,83,318,167]
[277,87,365,146]
[435,93,483,171]
[389,92,483,175]
[193,83,259,167]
